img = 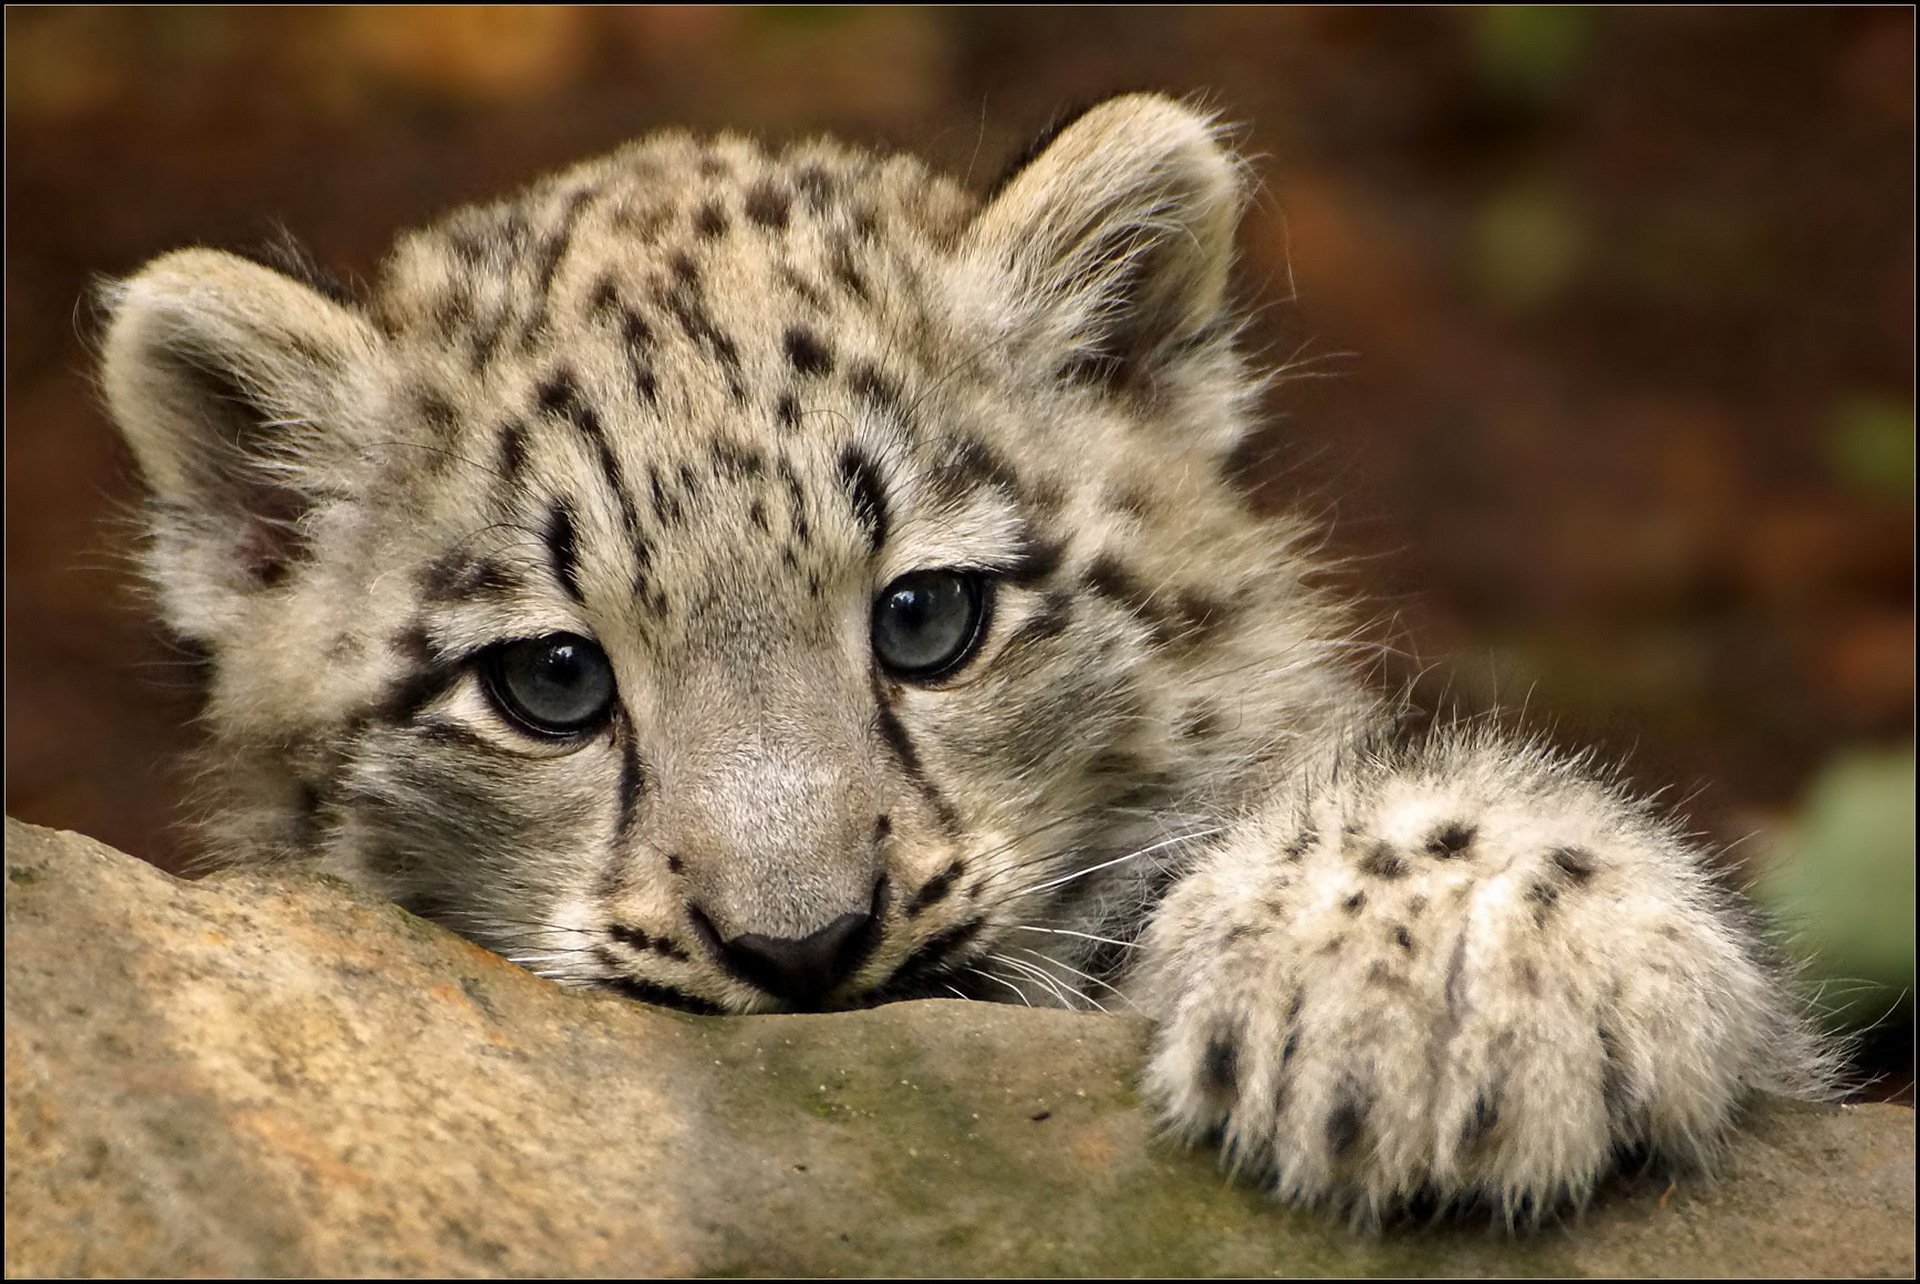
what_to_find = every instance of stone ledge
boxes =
[5,817,1913,1276]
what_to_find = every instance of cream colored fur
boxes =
[99,94,1834,1228]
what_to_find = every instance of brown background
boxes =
[6,8,1911,1078]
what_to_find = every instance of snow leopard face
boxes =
[99,96,1369,1013]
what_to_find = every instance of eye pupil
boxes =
[872,570,989,679]
[486,633,616,735]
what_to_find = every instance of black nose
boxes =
[696,877,888,1007]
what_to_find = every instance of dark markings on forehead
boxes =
[520,186,597,349]
[710,439,766,482]
[618,309,659,406]
[777,265,830,313]
[415,387,460,441]
[796,164,836,213]
[694,200,729,239]
[744,180,792,230]
[777,456,811,544]
[829,238,870,303]
[538,369,640,534]
[470,313,508,373]
[608,200,674,242]
[1000,531,1067,586]
[379,626,462,724]
[837,444,889,553]
[784,327,833,377]
[418,548,523,604]
[586,273,619,317]
[661,252,746,403]
[546,501,585,604]
[926,434,1023,507]
[847,361,903,419]
[648,465,685,528]
[1086,554,1165,625]
[872,678,962,836]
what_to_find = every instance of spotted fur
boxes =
[99,94,1834,1228]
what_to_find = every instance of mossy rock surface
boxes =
[5,818,1913,1277]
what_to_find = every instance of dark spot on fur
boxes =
[1550,845,1597,884]
[617,735,645,837]
[378,626,461,724]
[775,392,802,429]
[1460,1090,1500,1152]
[1392,925,1414,952]
[795,164,836,211]
[1001,534,1066,586]
[744,180,792,229]
[1202,1034,1239,1098]
[497,419,529,485]
[829,241,869,302]
[1360,842,1407,880]
[784,327,833,377]
[1426,821,1477,859]
[546,502,584,603]
[1527,879,1561,925]
[665,853,685,875]
[418,551,519,603]
[1326,1091,1368,1159]
[1342,890,1366,915]
[846,361,900,413]
[1515,959,1541,995]
[837,444,889,552]
[1283,829,1317,861]
[1179,704,1222,741]
[693,200,728,238]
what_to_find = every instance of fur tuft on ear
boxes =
[963,94,1248,390]
[98,248,385,642]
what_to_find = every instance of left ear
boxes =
[961,94,1246,389]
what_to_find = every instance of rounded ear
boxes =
[98,248,386,639]
[961,94,1247,389]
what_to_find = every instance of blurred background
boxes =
[6,8,1912,1096]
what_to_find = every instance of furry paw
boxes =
[1130,733,1830,1227]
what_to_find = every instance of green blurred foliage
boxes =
[1470,6,1597,103]
[1759,744,1916,1033]
[1827,396,1916,502]
[1471,181,1587,314]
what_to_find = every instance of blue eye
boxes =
[484,634,617,735]
[872,571,991,680]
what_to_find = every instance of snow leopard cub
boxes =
[99,93,1831,1226]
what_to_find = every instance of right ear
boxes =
[98,248,386,643]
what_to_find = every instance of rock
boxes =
[5,817,1913,1276]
